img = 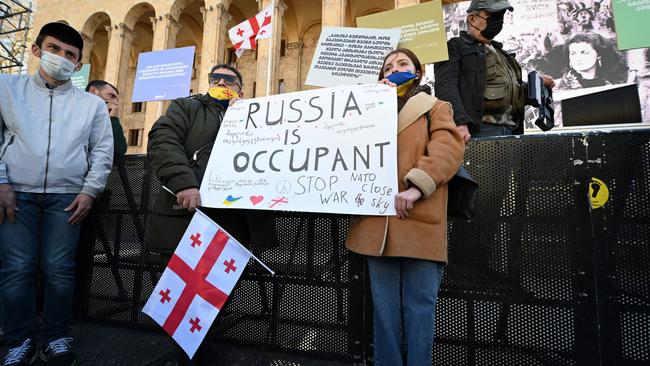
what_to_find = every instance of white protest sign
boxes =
[305,27,400,88]
[509,0,557,31]
[200,83,398,216]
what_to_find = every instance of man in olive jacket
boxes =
[148,63,278,365]
[434,0,554,141]
[147,64,251,258]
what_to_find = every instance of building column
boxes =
[81,34,95,64]
[287,42,303,90]
[322,0,347,27]
[255,0,287,96]
[198,1,233,93]
[395,0,419,8]
[103,23,135,88]
[150,13,182,51]
[141,14,182,153]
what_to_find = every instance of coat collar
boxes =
[197,92,229,112]
[31,70,73,92]
[459,31,503,50]
[397,92,437,134]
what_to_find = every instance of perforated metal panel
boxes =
[75,130,650,365]
[213,214,358,360]
[436,130,650,366]
[587,134,650,366]
[76,157,160,329]
[76,157,362,363]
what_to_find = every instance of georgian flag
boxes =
[142,212,252,358]
[228,4,273,57]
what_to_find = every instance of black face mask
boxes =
[476,12,504,40]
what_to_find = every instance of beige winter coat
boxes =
[345,92,465,263]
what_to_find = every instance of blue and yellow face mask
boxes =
[208,86,239,109]
[386,71,418,97]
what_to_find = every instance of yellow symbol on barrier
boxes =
[589,177,609,209]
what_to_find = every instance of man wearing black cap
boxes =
[0,22,113,366]
[433,2,556,342]
[147,64,278,365]
[434,0,555,140]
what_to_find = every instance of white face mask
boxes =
[39,50,78,81]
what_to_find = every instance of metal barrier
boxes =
[75,129,650,365]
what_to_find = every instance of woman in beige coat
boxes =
[346,48,464,365]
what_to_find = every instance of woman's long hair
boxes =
[379,48,429,108]
[563,33,627,84]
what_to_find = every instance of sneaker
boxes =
[2,338,37,366]
[38,337,75,366]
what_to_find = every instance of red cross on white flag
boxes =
[227,4,273,57]
[142,211,253,359]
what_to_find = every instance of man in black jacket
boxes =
[434,2,557,342]
[147,65,252,365]
[434,0,554,140]
[147,64,248,256]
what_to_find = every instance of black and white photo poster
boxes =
[432,0,650,129]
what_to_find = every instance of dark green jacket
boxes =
[148,93,224,210]
[110,116,127,157]
[147,93,227,252]
[146,94,277,255]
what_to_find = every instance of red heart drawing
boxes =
[250,195,264,205]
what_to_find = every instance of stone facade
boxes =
[29,0,461,153]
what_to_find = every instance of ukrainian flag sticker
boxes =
[223,195,242,206]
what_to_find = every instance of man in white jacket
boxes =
[0,22,113,366]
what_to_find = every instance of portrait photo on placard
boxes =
[429,0,650,129]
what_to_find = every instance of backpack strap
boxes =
[398,92,438,134]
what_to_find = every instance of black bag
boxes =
[425,111,478,220]
[527,70,555,131]
[447,165,478,219]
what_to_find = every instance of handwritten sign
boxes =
[131,46,195,102]
[305,27,400,88]
[356,1,448,64]
[200,83,398,216]
[509,0,557,31]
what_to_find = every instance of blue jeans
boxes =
[367,256,445,366]
[0,192,80,343]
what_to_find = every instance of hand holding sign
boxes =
[199,84,399,216]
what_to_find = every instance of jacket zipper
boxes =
[0,134,15,159]
[190,107,223,165]
[190,143,213,166]
[43,88,54,193]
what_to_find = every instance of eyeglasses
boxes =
[209,73,240,87]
